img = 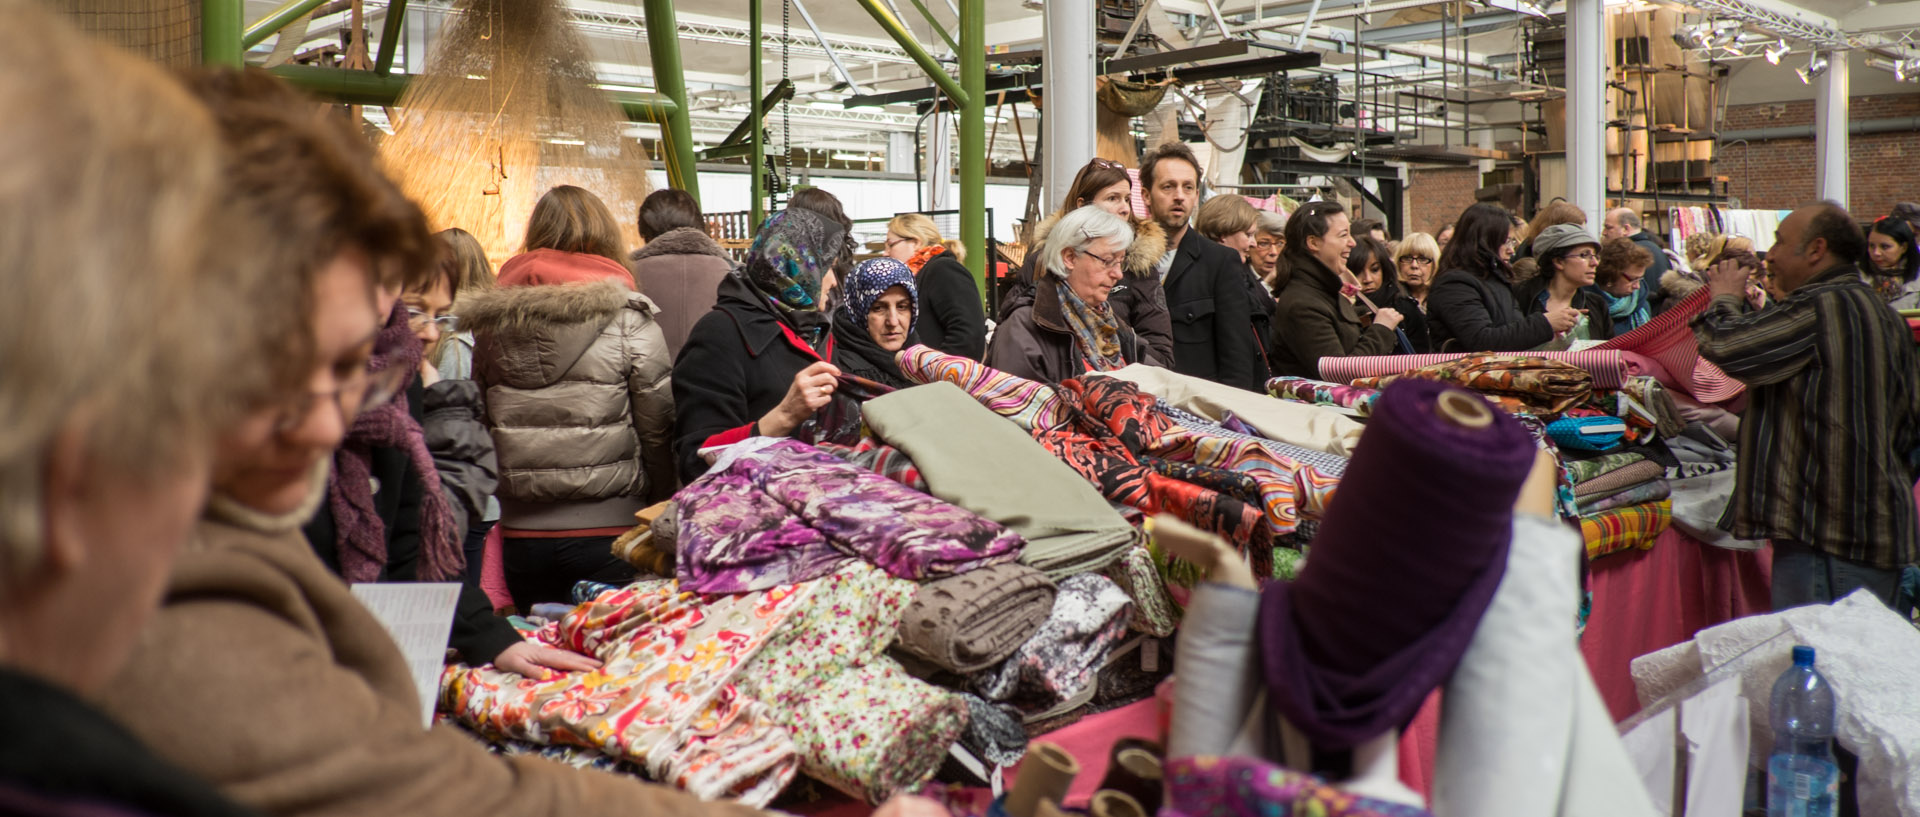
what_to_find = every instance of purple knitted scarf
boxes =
[328,303,463,583]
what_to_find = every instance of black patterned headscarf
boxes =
[742,208,848,335]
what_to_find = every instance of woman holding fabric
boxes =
[673,202,859,481]
[1514,224,1614,344]
[833,257,921,388]
[1867,215,1920,309]
[1267,201,1404,378]
[987,205,1143,381]
[1351,236,1430,353]
[1001,158,1173,365]
[1427,203,1576,352]
[884,212,986,360]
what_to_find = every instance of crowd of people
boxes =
[4,3,1919,815]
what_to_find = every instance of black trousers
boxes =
[501,535,636,611]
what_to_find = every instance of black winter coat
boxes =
[1267,257,1400,378]
[672,273,841,481]
[1512,276,1617,342]
[1425,267,1556,352]
[1163,229,1265,391]
[986,278,1142,383]
[915,251,987,360]
[830,307,918,389]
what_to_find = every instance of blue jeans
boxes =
[1770,540,1901,611]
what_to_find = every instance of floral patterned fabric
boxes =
[1564,451,1647,485]
[974,573,1134,716]
[1103,539,1180,637]
[439,579,803,805]
[1267,376,1383,416]
[815,438,928,490]
[1162,756,1436,817]
[674,438,1023,593]
[1350,354,1595,415]
[734,563,967,804]
[895,345,1066,431]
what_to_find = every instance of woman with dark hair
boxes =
[672,204,858,482]
[1867,215,1920,309]
[1513,224,1613,344]
[499,185,635,288]
[1002,158,1173,365]
[1267,201,1404,378]
[832,257,921,388]
[1350,235,1429,352]
[1516,201,1585,258]
[631,188,730,357]
[1427,203,1578,352]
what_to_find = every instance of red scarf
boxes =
[905,244,945,274]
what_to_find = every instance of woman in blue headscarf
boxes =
[832,257,922,388]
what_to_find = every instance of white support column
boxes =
[1565,0,1606,234]
[1043,0,1097,212]
[1814,52,1849,206]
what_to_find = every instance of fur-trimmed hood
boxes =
[631,227,730,262]
[455,280,658,389]
[1030,210,1168,277]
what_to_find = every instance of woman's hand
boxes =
[758,361,842,437]
[1546,306,1583,333]
[418,357,441,388]
[1373,307,1405,330]
[493,642,604,680]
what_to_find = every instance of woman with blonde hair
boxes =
[884,212,986,359]
[499,184,634,287]
[435,227,494,381]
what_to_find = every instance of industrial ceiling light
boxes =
[1797,52,1830,83]
[1764,39,1790,65]
[1896,58,1920,82]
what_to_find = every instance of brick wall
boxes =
[1715,92,1920,217]
[1405,167,1482,237]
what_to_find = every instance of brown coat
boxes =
[985,276,1142,383]
[1005,212,1173,366]
[1267,256,1398,378]
[459,281,676,531]
[99,502,766,817]
[631,228,733,358]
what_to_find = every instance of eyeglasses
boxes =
[1091,158,1125,170]
[272,363,410,434]
[406,307,457,332]
[1077,247,1124,270]
[1400,256,1434,266]
[884,235,918,249]
[1568,251,1598,262]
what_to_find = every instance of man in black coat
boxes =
[1604,208,1674,302]
[1140,143,1266,391]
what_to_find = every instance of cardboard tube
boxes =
[1091,791,1147,817]
[1005,742,1080,817]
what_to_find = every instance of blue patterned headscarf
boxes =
[843,257,919,333]
[743,208,846,317]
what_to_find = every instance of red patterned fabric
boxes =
[1597,288,1744,403]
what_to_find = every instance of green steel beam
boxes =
[241,0,329,50]
[852,0,967,106]
[267,65,678,120]
[751,0,765,229]
[204,0,244,65]
[375,0,408,76]
[903,0,960,55]
[641,0,701,202]
[698,80,793,163]
[959,0,985,287]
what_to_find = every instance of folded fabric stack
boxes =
[896,563,1058,674]
[1348,354,1595,415]
[1266,376,1382,417]
[1568,455,1674,558]
[973,573,1135,720]
[1579,499,1672,559]
[1546,414,1628,453]
[1665,428,1766,550]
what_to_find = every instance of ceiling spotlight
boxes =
[1797,52,1830,84]
[1897,58,1920,82]
[1765,39,1790,65]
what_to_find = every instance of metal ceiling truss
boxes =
[566,8,924,66]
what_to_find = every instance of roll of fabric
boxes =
[1571,459,1665,500]
[1563,452,1646,485]
[1597,288,1743,404]
[1100,364,1365,456]
[897,563,1058,674]
[1575,479,1671,515]
[895,345,1066,431]
[1266,376,1383,416]
[1579,499,1672,560]
[1349,355,1595,415]
[1258,379,1537,751]
[1318,350,1632,390]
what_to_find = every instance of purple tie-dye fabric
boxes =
[675,439,1025,593]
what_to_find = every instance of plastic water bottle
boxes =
[1766,645,1838,817]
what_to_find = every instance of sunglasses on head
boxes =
[1091,158,1125,170]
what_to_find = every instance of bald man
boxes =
[1690,201,1920,610]
[1603,208,1673,305]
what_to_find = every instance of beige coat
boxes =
[99,492,765,817]
[458,281,676,531]
[630,227,733,359]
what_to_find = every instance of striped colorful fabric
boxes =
[895,344,1064,431]
[1580,499,1673,560]
[1267,376,1383,416]
[1597,288,1743,403]
[1317,350,1636,389]
[1155,402,1351,477]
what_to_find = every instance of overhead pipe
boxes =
[204,0,245,65]
[751,0,765,228]
[241,0,331,50]
[852,0,968,106]
[1717,115,1920,142]
[642,0,702,201]
[268,64,678,120]
[374,0,408,76]
[960,0,986,287]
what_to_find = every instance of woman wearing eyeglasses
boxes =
[1513,224,1613,344]
[885,212,987,360]
[987,205,1143,382]
[1393,232,1440,311]
[460,185,676,611]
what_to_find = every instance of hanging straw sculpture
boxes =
[381,0,652,264]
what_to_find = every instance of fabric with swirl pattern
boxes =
[673,438,1023,594]
[894,344,1066,430]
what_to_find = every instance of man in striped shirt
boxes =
[1691,201,1920,610]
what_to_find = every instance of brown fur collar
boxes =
[631,227,729,262]
[1030,210,1169,277]
[454,280,645,336]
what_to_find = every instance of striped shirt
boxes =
[1690,264,1920,569]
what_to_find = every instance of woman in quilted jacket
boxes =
[459,185,677,609]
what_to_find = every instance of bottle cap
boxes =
[1792,645,1815,666]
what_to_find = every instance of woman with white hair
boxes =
[986,205,1143,381]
